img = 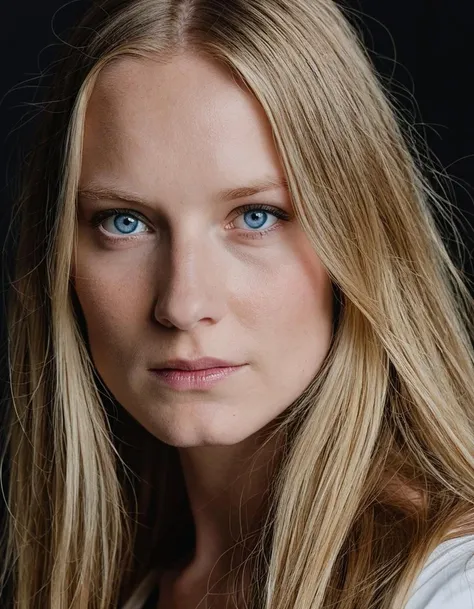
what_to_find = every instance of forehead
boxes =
[80,54,285,193]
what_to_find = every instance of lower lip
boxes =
[149,365,245,390]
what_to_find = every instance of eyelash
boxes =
[88,204,291,241]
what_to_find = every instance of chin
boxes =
[157,432,251,448]
[149,421,259,448]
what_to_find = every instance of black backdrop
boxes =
[0,1,473,599]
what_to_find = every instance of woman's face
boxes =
[73,52,334,447]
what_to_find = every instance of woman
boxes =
[1,0,474,608]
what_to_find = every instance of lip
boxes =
[149,365,246,391]
[151,357,241,371]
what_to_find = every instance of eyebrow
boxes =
[77,177,289,206]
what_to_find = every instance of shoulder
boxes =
[405,534,474,609]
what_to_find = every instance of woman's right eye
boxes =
[89,209,152,238]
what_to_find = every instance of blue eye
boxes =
[89,204,290,239]
[111,215,141,234]
[241,210,274,230]
[90,210,150,236]
[233,204,290,235]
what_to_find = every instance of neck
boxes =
[172,425,285,595]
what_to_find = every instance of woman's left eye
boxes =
[229,204,290,234]
[88,204,290,239]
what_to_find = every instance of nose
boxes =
[154,232,225,331]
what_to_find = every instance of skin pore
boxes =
[73,52,334,606]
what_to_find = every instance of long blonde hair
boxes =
[2,0,474,607]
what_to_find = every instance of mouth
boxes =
[151,357,243,371]
[149,364,246,391]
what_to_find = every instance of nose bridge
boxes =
[154,228,221,329]
[172,235,207,297]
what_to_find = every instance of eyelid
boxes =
[88,207,150,228]
[229,203,290,222]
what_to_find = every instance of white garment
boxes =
[121,534,474,609]
[405,534,474,609]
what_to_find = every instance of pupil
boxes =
[246,210,266,228]
[115,215,137,233]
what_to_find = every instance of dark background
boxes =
[0,2,473,597]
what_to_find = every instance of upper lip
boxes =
[151,357,243,371]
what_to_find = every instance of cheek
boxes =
[240,246,334,391]
[236,246,333,337]
[71,253,150,352]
